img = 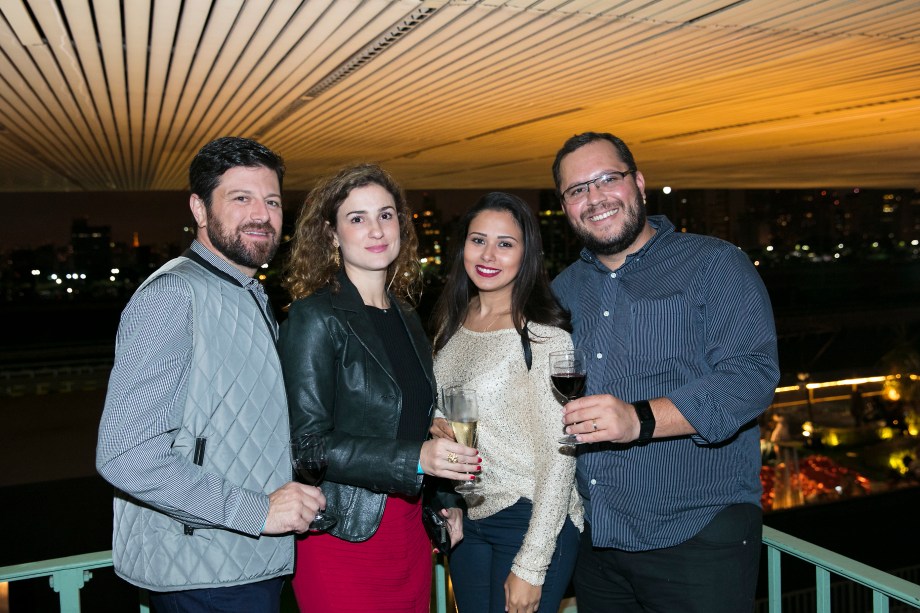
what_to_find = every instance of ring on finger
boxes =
[592,420,598,431]
[447,452,459,463]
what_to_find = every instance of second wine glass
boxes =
[291,433,338,532]
[442,386,481,494]
[549,349,588,445]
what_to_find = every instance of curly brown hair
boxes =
[283,163,422,304]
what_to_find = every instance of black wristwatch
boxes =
[633,400,655,443]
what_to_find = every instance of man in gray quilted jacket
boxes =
[97,137,325,612]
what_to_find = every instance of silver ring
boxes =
[592,420,598,431]
[447,452,459,463]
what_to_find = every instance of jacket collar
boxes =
[328,269,435,402]
[328,268,368,313]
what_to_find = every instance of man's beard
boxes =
[572,197,646,257]
[206,212,279,270]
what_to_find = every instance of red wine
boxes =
[295,460,327,486]
[551,373,586,400]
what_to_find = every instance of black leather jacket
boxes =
[277,272,437,542]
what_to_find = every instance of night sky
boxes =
[3,191,192,249]
[2,188,544,250]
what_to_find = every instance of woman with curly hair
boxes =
[277,163,476,612]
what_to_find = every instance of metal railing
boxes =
[2,530,919,612]
[0,551,448,613]
[762,526,920,612]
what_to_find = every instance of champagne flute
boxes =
[291,433,338,531]
[442,386,481,494]
[550,349,588,445]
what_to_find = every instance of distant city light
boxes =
[111,268,120,274]
[31,269,40,276]
[837,243,844,249]
[66,288,73,294]
[261,263,269,268]
[766,246,774,252]
[80,274,86,280]
[662,186,672,195]
[109,276,116,282]
[51,274,58,280]
[834,253,840,259]
[872,242,879,248]
[912,240,919,246]
[55,279,62,285]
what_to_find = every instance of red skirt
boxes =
[292,493,432,612]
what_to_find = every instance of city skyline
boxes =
[3,185,918,251]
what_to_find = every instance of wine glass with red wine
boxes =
[550,349,587,445]
[291,433,338,531]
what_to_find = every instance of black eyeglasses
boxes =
[561,170,636,206]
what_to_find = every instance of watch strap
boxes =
[633,400,655,443]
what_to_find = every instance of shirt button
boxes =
[610,272,617,279]
[603,310,609,317]
[596,353,603,359]
[590,479,597,485]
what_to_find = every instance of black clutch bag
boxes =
[422,503,452,554]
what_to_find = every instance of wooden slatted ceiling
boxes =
[0,0,916,193]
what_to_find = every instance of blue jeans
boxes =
[148,578,284,613]
[573,503,762,613]
[449,499,579,613]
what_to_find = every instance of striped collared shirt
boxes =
[552,215,779,551]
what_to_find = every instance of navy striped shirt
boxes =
[551,215,779,551]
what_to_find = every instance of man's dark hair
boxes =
[189,136,285,207]
[551,132,638,196]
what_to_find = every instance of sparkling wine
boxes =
[450,420,478,449]
[295,460,327,486]
[551,372,586,400]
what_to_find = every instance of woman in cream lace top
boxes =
[431,192,583,613]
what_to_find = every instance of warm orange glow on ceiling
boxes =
[0,1,917,193]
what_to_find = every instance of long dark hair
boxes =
[431,192,570,358]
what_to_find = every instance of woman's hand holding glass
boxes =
[419,435,480,480]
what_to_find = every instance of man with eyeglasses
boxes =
[550,132,779,612]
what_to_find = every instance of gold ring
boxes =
[592,420,598,431]
[447,452,459,463]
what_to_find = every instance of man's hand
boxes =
[262,481,326,535]
[562,394,640,444]
[504,572,542,613]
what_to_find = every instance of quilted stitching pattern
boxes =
[113,260,293,590]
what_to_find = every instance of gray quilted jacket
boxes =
[108,256,293,590]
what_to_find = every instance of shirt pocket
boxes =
[628,293,694,359]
